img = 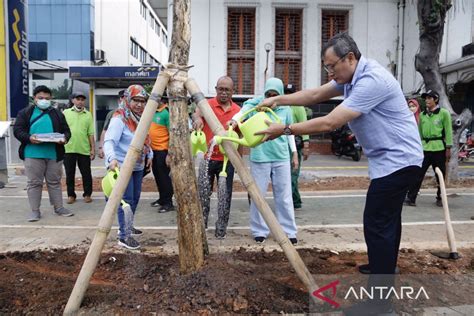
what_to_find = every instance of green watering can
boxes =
[101,168,129,208]
[214,107,280,148]
[217,127,240,177]
[190,129,207,156]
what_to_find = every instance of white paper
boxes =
[0,121,12,138]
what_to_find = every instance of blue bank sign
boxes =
[69,66,160,80]
[8,0,28,118]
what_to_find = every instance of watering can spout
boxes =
[214,135,249,147]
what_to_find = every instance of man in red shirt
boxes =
[192,76,241,239]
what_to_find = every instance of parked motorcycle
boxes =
[458,129,473,162]
[330,125,362,161]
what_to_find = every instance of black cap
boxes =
[421,89,439,100]
[118,89,125,98]
[284,84,296,94]
[71,91,87,99]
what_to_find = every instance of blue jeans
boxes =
[249,161,297,238]
[117,170,143,239]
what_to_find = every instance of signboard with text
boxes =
[69,66,160,80]
[8,0,28,118]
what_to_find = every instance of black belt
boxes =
[423,137,443,143]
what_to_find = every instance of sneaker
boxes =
[118,237,140,250]
[215,233,226,240]
[54,207,74,217]
[254,236,266,244]
[131,227,143,236]
[358,264,400,274]
[289,238,298,245]
[436,199,443,207]
[150,199,162,207]
[67,196,76,204]
[158,204,175,213]
[404,198,416,207]
[84,196,92,203]
[28,210,41,222]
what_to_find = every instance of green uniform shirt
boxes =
[64,108,94,155]
[291,106,310,141]
[418,107,453,152]
[24,107,57,160]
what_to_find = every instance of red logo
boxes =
[312,280,340,308]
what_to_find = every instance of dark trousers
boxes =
[64,153,92,198]
[407,150,446,202]
[291,148,303,208]
[151,150,173,206]
[199,159,235,229]
[363,165,420,274]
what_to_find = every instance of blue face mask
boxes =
[36,99,51,110]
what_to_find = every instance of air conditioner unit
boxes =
[94,49,106,61]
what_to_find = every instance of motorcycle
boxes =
[458,129,473,162]
[330,125,362,161]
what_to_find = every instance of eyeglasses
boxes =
[131,98,146,105]
[323,53,349,74]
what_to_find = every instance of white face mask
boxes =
[36,99,51,110]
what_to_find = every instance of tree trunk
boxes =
[415,0,473,181]
[167,0,207,274]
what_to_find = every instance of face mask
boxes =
[73,105,84,112]
[36,99,51,110]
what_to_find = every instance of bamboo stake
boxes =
[434,167,459,258]
[185,78,320,301]
[63,73,170,315]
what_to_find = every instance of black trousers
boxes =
[364,166,420,274]
[151,150,173,206]
[63,153,92,198]
[407,150,446,202]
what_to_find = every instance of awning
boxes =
[69,66,160,87]
[440,55,474,85]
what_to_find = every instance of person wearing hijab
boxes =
[408,98,421,124]
[104,84,153,250]
[231,77,299,245]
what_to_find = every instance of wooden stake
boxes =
[63,73,170,315]
[167,0,207,274]
[434,167,458,256]
[185,78,320,301]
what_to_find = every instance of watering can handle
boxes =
[239,106,281,124]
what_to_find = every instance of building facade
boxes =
[187,0,474,129]
[2,0,169,163]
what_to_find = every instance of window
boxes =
[321,10,348,84]
[130,38,139,58]
[150,13,155,29]
[139,47,147,64]
[155,21,161,35]
[162,32,167,45]
[227,8,255,95]
[140,1,147,19]
[274,9,302,91]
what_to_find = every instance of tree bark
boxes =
[415,0,473,181]
[167,0,207,274]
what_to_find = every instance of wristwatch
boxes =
[283,124,293,136]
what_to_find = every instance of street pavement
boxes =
[1,154,473,253]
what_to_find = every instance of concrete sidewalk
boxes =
[1,153,473,254]
[1,189,473,254]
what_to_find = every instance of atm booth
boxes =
[69,66,160,136]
